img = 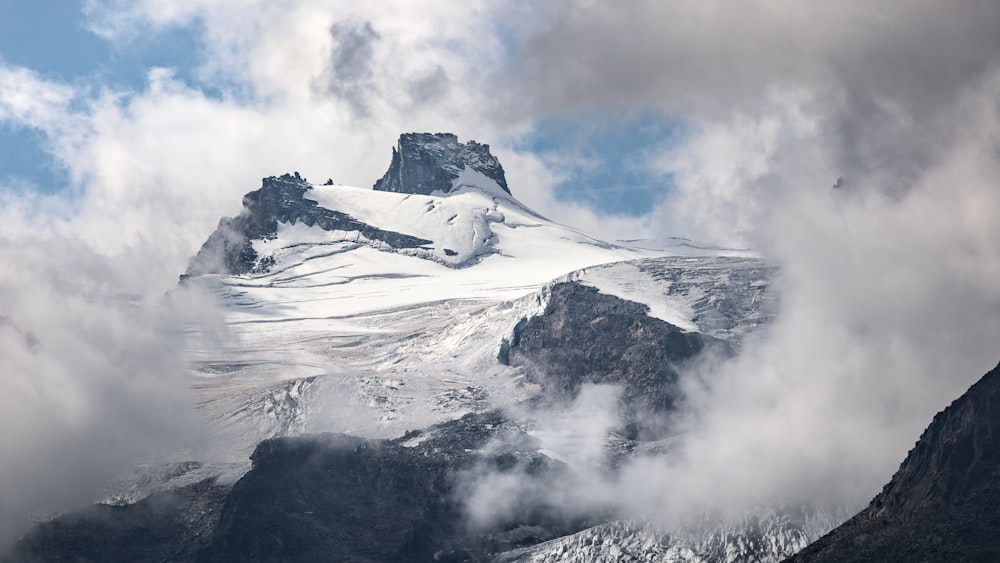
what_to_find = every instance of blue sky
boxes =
[520,112,682,216]
[0,1,203,194]
[0,1,205,88]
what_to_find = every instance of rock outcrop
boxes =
[787,361,1000,562]
[373,132,510,195]
[6,479,228,563]
[499,282,730,434]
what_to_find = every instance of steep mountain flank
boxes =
[500,281,730,429]
[8,413,593,563]
[788,361,1000,562]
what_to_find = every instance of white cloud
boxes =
[459,0,1000,530]
[650,89,820,245]
[0,66,77,128]
[0,239,214,546]
[461,67,1000,527]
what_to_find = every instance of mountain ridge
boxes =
[184,172,435,277]
[787,360,1000,562]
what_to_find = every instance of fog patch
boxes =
[0,238,219,548]
[458,385,626,530]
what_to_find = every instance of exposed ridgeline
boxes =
[183,173,431,277]
[184,133,511,278]
[787,361,1000,562]
[373,132,510,195]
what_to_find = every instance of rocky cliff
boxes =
[787,361,1000,562]
[500,281,730,435]
[373,132,510,195]
[7,412,592,563]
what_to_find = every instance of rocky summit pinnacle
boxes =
[373,132,510,195]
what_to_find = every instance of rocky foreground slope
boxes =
[786,361,1000,563]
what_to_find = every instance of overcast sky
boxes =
[2,0,1000,543]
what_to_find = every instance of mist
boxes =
[0,239,222,547]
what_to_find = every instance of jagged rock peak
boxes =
[373,132,510,196]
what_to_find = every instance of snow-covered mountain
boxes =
[176,133,757,462]
[9,133,846,563]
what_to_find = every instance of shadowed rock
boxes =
[5,480,228,563]
[373,132,510,195]
[500,282,730,434]
[787,361,1000,562]
[6,413,592,563]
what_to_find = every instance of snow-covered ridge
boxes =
[188,165,656,282]
[197,168,665,311]
[496,505,853,563]
[564,256,778,341]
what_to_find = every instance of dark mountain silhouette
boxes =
[787,361,1000,562]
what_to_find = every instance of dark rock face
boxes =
[199,412,588,562]
[5,479,228,563]
[373,132,510,195]
[499,282,729,427]
[198,434,456,562]
[184,173,431,276]
[7,412,591,563]
[787,361,1000,563]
